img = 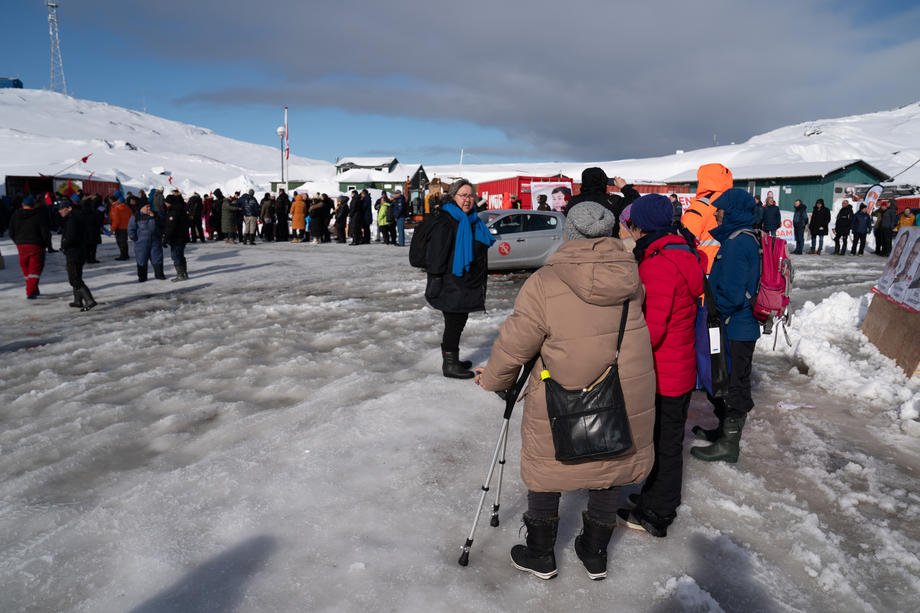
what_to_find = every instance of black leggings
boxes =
[441,311,469,353]
[527,488,619,525]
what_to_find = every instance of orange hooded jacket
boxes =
[681,163,734,273]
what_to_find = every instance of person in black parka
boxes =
[164,193,190,281]
[562,167,639,238]
[833,199,854,255]
[424,178,495,378]
[808,199,831,254]
[59,199,97,311]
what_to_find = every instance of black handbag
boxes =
[543,301,634,462]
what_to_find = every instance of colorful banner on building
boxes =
[874,226,920,312]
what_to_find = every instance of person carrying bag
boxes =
[476,201,655,581]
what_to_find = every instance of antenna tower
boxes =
[47,1,67,94]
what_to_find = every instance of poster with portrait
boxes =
[864,184,884,215]
[874,226,920,312]
[530,181,573,211]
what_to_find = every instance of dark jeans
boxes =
[528,488,618,525]
[793,226,805,254]
[810,234,824,253]
[170,243,187,268]
[441,311,469,353]
[710,340,756,419]
[190,219,205,242]
[637,392,692,522]
[851,232,867,255]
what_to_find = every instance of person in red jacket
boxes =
[617,194,705,538]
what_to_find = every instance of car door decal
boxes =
[498,241,511,256]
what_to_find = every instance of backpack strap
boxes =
[725,228,763,301]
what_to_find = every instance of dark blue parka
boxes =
[852,209,872,234]
[710,189,762,342]
[762,204,782,233]
[128,209,164,266]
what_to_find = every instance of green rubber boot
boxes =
[691,415,746,463]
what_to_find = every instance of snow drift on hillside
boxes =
[0,89,335,195]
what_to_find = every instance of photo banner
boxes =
[874,226,920,312]
[530,181,572,211]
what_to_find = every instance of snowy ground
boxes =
[0,234,918,613]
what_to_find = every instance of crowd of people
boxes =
[2,184,416,308]
[423,166,773,581]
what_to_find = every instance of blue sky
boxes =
[2,1,918,165]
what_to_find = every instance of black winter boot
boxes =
[510,514,558,580]
[137,265,148,282]
[692,404,726,442]
[574,512,616,580]
[78,285,97,311]
[171,263,187,282]
[153,264,166,280]
[69,289,83,308]
[691,415,746,463]
[442,351,475,379]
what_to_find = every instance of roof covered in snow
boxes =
[665,159,892,183]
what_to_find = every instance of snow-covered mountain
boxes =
[0,89,336,195]
[2,89,918,195]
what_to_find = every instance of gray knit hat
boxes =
[564,202,616,240]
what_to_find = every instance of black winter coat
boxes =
[424,213,489,313]
[164,204,189,246]
[9,206,51,247]
[60,208,89,254]
[562,167,639,237]
[809,206,831,235]
[834,205,854,233]
[762,204,782,232]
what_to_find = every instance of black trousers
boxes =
[362,221,372,244]
[638,392,692,522]
[64,250,86,290]
[527,488,618,525]
[877,228,893,256]
[712,340,756,419]
[851,232,867,255]
[441,311,469,353]
[190,219,205,242]
[115,229,129,258]
[834,233,849,254]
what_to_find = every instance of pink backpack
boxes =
[730,229,794,342]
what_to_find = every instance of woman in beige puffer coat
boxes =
[477,201,655,581]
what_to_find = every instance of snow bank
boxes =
[767,291,920,434]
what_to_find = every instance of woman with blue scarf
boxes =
[425,179,495,378]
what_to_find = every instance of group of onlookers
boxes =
[421,164,764,581]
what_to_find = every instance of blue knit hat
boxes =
[629,194,674,232]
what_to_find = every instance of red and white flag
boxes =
[284,106,290,160]
[81,153,92,163]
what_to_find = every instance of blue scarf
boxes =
[442,202,495,277]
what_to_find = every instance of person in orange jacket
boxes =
[109,195,133,260]
[680,163,734,273]
[290,193,307,242]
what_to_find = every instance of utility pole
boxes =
[47,1,67,94]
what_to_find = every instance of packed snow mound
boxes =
[766,291,920,435]
[0,89,336,194]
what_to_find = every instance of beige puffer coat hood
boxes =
[479,237,656,492]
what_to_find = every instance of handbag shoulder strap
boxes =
[614,300,630,362]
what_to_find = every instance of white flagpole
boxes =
[284,106,289,183]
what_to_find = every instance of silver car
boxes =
[479,209,566,271]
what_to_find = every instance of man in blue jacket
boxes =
[691,188,761,463]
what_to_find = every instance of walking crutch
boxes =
[458,357,537,567]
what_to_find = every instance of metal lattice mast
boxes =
[47,1,67,94]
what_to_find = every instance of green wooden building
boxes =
[665,159,891,211]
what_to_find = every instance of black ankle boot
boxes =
[442,351,474,379]
[69,289,83,308]
[78,285,97,311]
[574,512,615,580]
[153,264,166,280]
[510,514,558,580]
[137,265,148,282]
[691,415,746,463]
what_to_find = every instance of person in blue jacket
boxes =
[761,195,782,236]
[691,188,760,463]
[850,203,872,255]
[128,201,165,281]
